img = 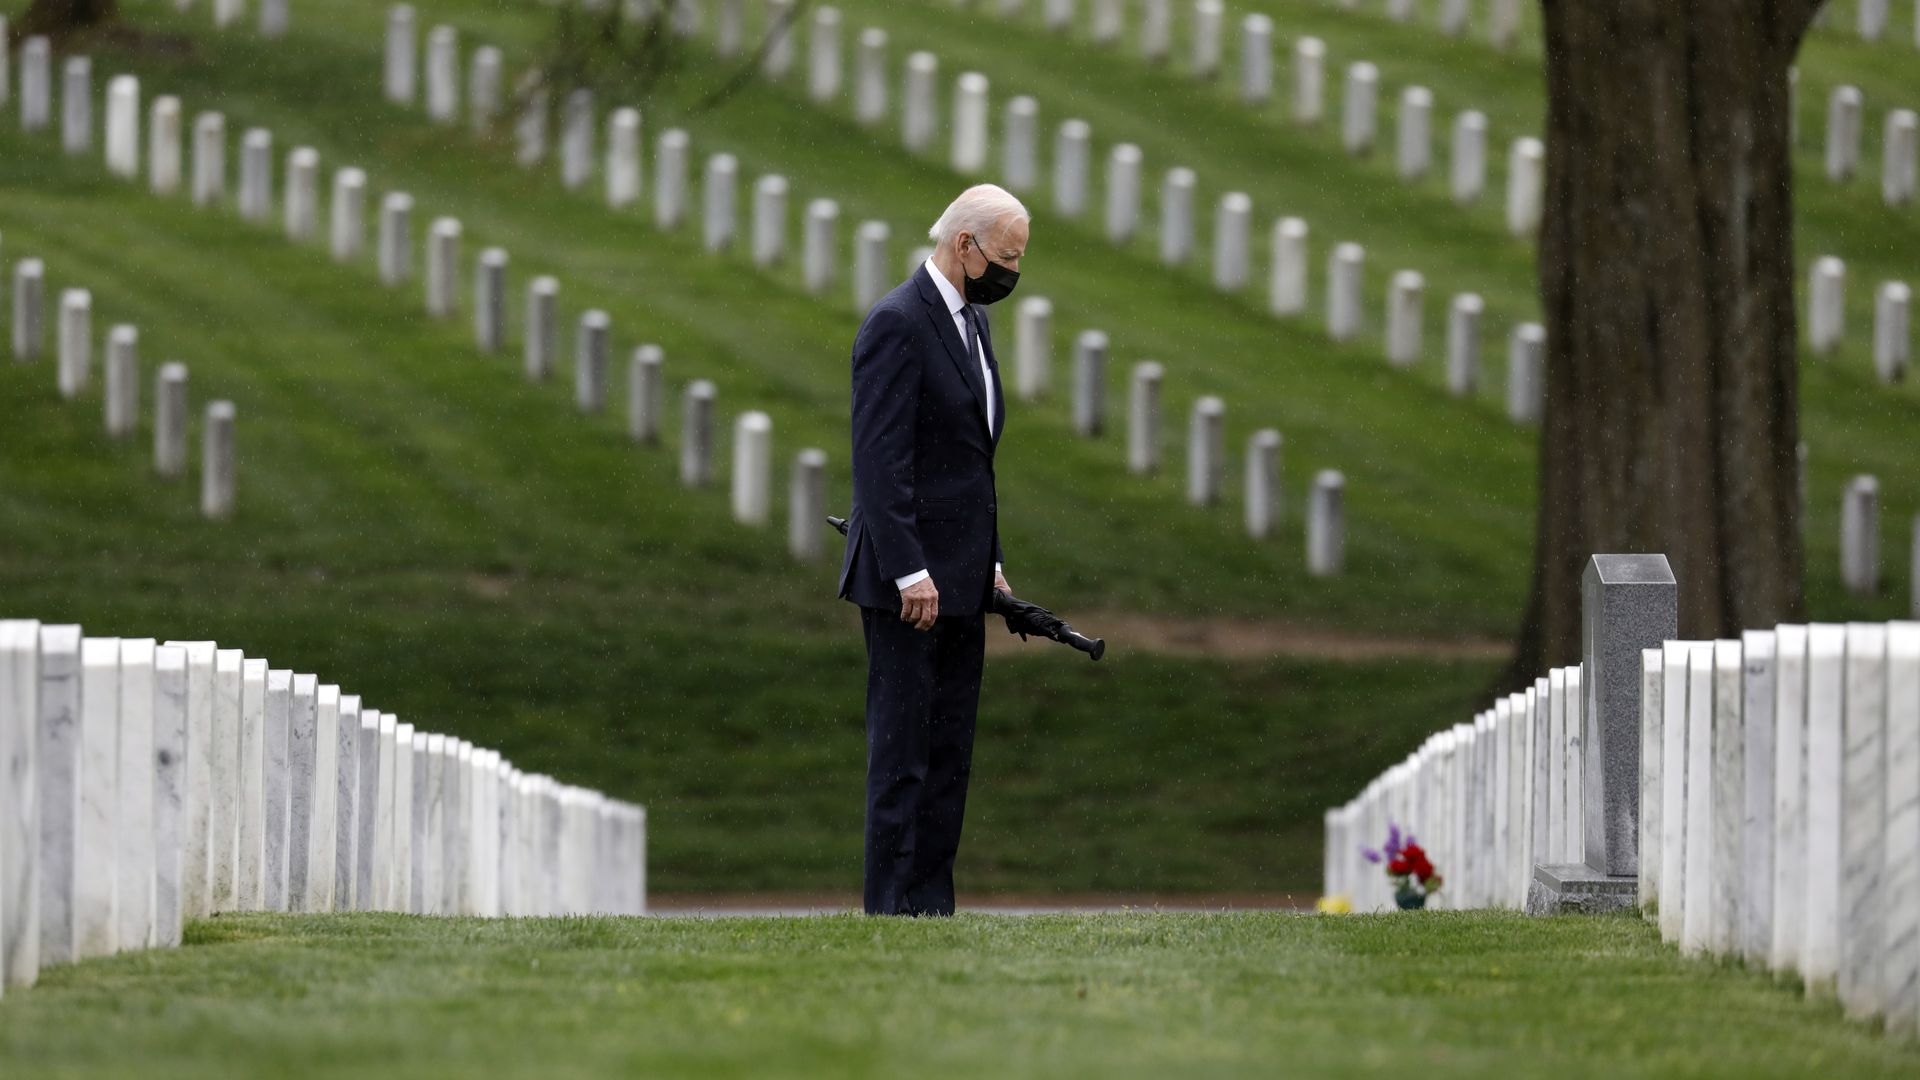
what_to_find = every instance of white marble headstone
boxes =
[235,660,268,911]
[1802,624,1848,991]
[1883,622,1920,1037]
[1770,625,1810,974]
[1839,622,1887,1018]
[1,621,43,986]
[333,695,361,910]
[1710,640,1744,957]
[116,639,157,950]
[75,638,120,960]
[1639,649,1663,914]
[36,626,81,968]
[1506,137,1545,238]
[152,646,187,948]
[207,650,243,912]
[392,722,415,913]
[353,709,380,911]
[1681,644,1715,955]
[285,674,318,912]
[1740,631,1778,965]
[306,684,338,913]
[373,715,397,908]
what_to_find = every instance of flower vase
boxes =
[1393,890,1427,911]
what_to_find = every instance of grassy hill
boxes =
[0,0,1914,893]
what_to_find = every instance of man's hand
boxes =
[993,569,1011,596]
[899,577,940,631]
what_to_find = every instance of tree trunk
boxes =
[17,0,120,39]
[1511,0,1822,682]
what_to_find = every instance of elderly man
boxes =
[838,184,1030,916]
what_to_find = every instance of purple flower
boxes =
[1361,847,1382,864]
[1384,823,1403,858]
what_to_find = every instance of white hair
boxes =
[928,184,1030,248]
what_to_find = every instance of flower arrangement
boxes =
[1361,823,1443,910]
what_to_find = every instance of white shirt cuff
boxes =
[895,567,1000,589]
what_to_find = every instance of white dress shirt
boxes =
[895,259,1001,593]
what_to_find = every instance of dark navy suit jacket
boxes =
[838,265,1005,618]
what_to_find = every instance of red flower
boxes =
[1401,844,1436,882]
[1387,857,1412,876]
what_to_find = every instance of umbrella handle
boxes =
[1056,624,1105,662]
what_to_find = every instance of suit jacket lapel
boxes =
[914,269,990,431]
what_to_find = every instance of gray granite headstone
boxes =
[1581,554,1676,876]
[1528,553,1676,915]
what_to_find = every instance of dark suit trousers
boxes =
[860,605,985,916]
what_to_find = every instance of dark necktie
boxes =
[960,305,992,430]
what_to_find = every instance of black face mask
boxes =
[962,244,1020,306]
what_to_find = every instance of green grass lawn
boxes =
[2,2,1915,896]
[0,912,1915,1078]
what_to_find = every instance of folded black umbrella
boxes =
[828,516,1105,661]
